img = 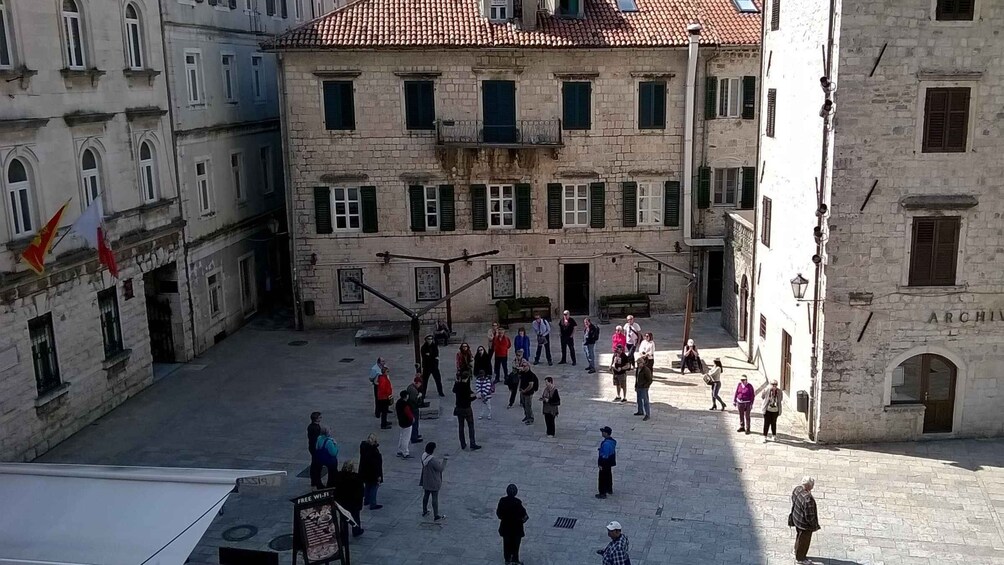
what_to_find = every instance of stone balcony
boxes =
[435,119,563,148]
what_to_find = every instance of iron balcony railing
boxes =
[435,119,563,147]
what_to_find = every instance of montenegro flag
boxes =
[20,202,70,275]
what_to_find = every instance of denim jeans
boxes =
[710,381,725,408]
[493,356,508,383]
[636,387,651,416]
[583,343,596,369]
[363,483,379,507]
[411,417,421,442]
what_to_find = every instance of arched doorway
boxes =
[738,275,749,341]
[891,354,957,433]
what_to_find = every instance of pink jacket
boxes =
[734,382,755,404]
[611,333,627,352]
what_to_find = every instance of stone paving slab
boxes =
[38,313,1004,565]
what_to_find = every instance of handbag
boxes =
[702,373,713,385]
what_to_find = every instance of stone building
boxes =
[753,0,1004,442]
[267,0,761,329]
[0,0,189,461]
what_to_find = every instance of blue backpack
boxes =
[316,437,339,466]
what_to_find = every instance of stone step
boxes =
[419,399,442,420]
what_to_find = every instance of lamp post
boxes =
[790,272,821,441]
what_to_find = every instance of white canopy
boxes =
[0,463,285,565]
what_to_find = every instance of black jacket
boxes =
[558,317,577,338]
[395,398,414,428]
[333,470,364,514]
[421,342,439,368]
[473,351,493,377]
[584,324,600,345]
[496,495,528,538]
[453,379,475,409]
[307,422,321,454]
[358,441,383,484]
[519,371,539,395]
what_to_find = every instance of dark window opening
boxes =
[99,287,124,358]
[935,0,975,21]
[562,81,591,130]
[909,216,960,286]
[322,80,355,130]
[404,80,436,131]
[29,313,61,396]
[638,81,666,129]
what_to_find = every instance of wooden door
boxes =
[922,355,956,433]
[780,329,792,393]
[482,80,516,143]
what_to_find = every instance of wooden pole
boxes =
[682,281,694,349]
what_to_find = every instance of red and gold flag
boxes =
[19,202,69,275]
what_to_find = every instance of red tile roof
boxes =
[265,0,761,50]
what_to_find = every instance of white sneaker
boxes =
[772,435,778,441]
[488,415,493,420]
[478,415,484,420]
[763,437,769,444]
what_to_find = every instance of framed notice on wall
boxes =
[291,490,350,565]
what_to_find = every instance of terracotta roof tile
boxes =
[266,0,761,50]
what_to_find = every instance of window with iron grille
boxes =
[99,288,124,358]
[29,313,61,396]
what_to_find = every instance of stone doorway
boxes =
[563,263,590,316]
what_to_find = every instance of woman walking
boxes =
[453,372,481,450]
[610,344,632,403]
[611,326,626,353]
[475,370,495,420]
[474,345,493,382]
[456,343,474,377]
[707,358,727,411]
[419,442,449,521]
[540,377,561,437]
[358,434,383,510]
[375,368,394,429]
[496,484,529,565]
[760,379,783,442]
[582,318,600,373]
[514,328,531,362]
[733,374,755,434]
[333,461,365,537]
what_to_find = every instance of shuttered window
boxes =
[638,81,666,129]
[740,166,756,209]
[766,89,777,138]
[742,76,757,119]
[562,82,591,130]
[760,196,772,247]
[622,182,637,227]
[314,187,332,234]
[922,87,969,153]
[909,217,960,286]
[515,183,532,229]
[589,182,605,228]
[664,181,680,227]
[438,185,455,231]
[323,81,355,130]
[471,184,488,230]
[759,314,767,339]
[935,0,975,21]
[360,186,378,233]
[404,80,436,131]
[770,0,780,30]
[704,76,717,120]
[547,183,563,229]
[697,167,711,209]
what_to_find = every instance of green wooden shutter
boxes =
[589,182,605,228]
[313,187,332,234]
[547,183,563,229]
[705,76,718,120]
[664,181,680,227]
[360,186,378,233]
[515,183,532,230]
[438,184,455,231]
[741,76,756,120]
[408,185,425,231]
[697,167,711,209]
[471,184,488,230]
[740,167,756,209]
[622,181,637,227]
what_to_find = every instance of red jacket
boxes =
[376,374,393,400]
[492,335,511,357]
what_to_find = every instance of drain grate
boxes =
[288,340,308,347]
[222,524,258,542]
[339,357,354,363]
[553,517,577,529]
[269,534,294,551]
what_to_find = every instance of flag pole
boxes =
[48,198,75,254]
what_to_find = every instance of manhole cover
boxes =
[553,517,577,529]
[339,358,354,363]
[288,340,308,347]
[269,534,294,551]
[222,524,258,542]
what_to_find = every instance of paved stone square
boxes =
[40,313,1004,565]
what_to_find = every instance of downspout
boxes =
[747,8,767,362]
[683,23,724,249]
[276,52,303,331]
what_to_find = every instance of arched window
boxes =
[139,141,158,203]
[0,0,15,69]
[891,353,957,433]
[62,0,85,69]
[124,3,143,70]
[81,148,101,207]
[6,158,35,236]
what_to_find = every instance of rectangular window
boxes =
[491,264,516,299]
[638,81,667,129]
[766,89,776,137]
[488,184,515,228]
[760,196,772,247]
[489,0,508,21]
[637,261,661,295]
[424,186,439,230]
[415,266,442,301]
[195,159,212,215]
[637,181,663,225]
[231,152,245,202]
[98,287,123,358]
[559,0,580,16]
[185,51,204,105]
[266,0,276,16]
[759,314,767,339]
[562,81,591,130]
[63,7,85,69]
[294,0,303,19]
[922,87,970,153]
[239,254,256,316]
[221,54,237,103]
[338,268,364,304]
[323,80,355,130]
[404,80,435,130]
[29,313,61,396]
[125,13,143,69]
[259,146,273,194]
[713,168,739,205]
[207,271,223,318]
[331,187,361,230]
[909,216,960,286]
[0,0,13,68]
[770,0,780,30]
[251,55,264,103]
[563,183,588,226]
[717,78,742,118]
[936,0,975,21]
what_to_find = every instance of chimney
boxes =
[522,0,538,30]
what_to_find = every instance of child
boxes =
[475,370,495,420]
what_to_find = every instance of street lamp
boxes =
[790,273,810,301]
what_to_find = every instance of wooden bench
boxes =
[598,299,651,323]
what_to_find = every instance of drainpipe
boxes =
[683,23,724,249]
[276,52,303,331]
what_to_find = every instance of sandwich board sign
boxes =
[290,490,351,564]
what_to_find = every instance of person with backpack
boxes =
[395,390,415,459]
[557,310,577,365]
[610,345,632,403]
[595,426,617,499]
[406,373,425,444]
[453,372,481,451]
[532,313,552,366]
[332,461,365,537]
[307,411,324,489]
[582,317,600,374]
[540,377,561,437]
[518,366,539,425]
[314,427,339,489]
[419,442,449,521]
[504,364,521,409]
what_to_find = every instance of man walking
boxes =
[582,317,600,373]
[406,374,425,444]
[421,335,445,397]
[306,411,323,489]
[532,313,552,366]
[453,372,481,450]
[596,521,630,565]
[518,365,539,425]
[633,350,653,421]
[595,426,617,499]
[624,316,641,358]
[557,310,577,365]
[492,328,512,384]
[395,390,414,459]
[370,357,386,418]
[789,476,821,564]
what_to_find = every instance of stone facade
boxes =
[278,46,759,327]
[755,0,1004,442]
[0,0,190,461]
[722,210,754,346]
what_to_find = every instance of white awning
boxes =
[0,463,285,565]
